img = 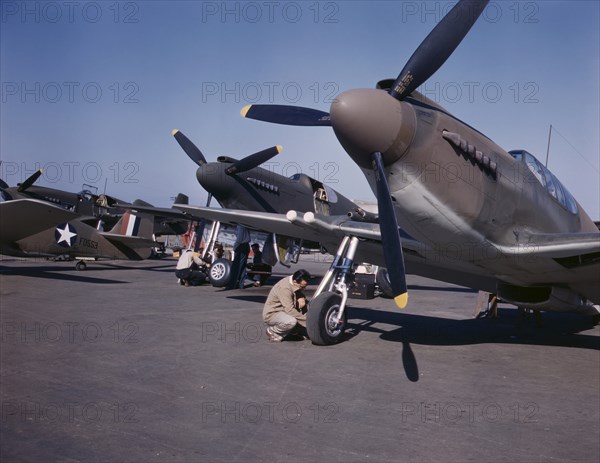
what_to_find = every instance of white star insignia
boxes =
[56,223,77,246]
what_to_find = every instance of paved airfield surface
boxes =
[1,256,599,463]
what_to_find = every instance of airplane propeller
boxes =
[224,146,282,175]
[171,129,282,252]
[241,105,331,127]
[172,129,281,174]
[372,152,408,307]
[17,169,43,192]
[172,129,208,166]
[239,0,489,308]
[388,0,489,101]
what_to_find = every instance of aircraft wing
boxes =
[174,205,380,246]
[496,232,600,305]
[512,232,600,258]
[171,205,489,288]
[0,199,80,243]
[489,232,600,260]
[114,203,189,220]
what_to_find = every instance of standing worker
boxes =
[227,225,251,289]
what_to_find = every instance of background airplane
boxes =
[171,129,363,217]
[1,169,190,238]
[138,130,378,259]
[0,169,193,267]
[172,0,600,345]
[0,199,157,270]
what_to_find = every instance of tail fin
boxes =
[174,193,189,205]
[132,199,153,207]
[109,210,154,239]
[100,210,156,260]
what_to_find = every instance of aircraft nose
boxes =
[196,163,231,197]
[330,88,416,169]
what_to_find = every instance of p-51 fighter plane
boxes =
[171,129,361,217]
[1,169,123,225]
[160,129,371,262]
[0,199,157,270]
[1,169,190,237]
[172,0,600,345]
[0,170,189,268]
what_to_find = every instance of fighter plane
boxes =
[171,129,362,217]
[162,129,373,260]
[1,169,123,224]
[0,170,190,267]
[1,169,190,237]
[0,199,157,270]
[171,0,600,345]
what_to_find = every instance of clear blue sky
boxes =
[1,0,599,219]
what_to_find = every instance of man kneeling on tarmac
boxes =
[175,248,208,287]
[263,269,310,342]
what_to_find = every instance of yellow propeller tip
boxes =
[171,129,179,136]
[394,292,408,309]
[276,145,283,153]
[241,105,252,117]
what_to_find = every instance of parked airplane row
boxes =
[2,0,598,345]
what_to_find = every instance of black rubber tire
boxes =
[306,292,347,346]
[375,267,394,298]
[209,259,232,287]
[75,261,87,271]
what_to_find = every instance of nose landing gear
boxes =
[306,236,359,345]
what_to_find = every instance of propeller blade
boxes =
[241,105,331,127]
[172,129,207,166]
[389,0,488,100]
[17,169,43,192]
[225,146,282,175]
[371,152,408,308]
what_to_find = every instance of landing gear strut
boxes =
[307,236,358,345]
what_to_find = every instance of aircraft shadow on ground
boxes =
[0,260,176,282]
[0,265,130,284]
[344,306,599,382]
[225,295,268,304]
[92,261,176,273]
[346,306,600,351]
[407,284,478,294]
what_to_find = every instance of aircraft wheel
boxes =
[75,261,87,271]
[209,259,231,287]
[376,267,394,298]
[307,292,347,346]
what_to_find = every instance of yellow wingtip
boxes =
[276,145,283,153]
[241,105,252,117]
[394,292,408,309]
[171,129,179,136]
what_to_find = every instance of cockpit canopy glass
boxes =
[509,150,578,214]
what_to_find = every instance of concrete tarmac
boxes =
[1,256,599,462]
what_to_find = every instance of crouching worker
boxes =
[263,269,311,342]
[175,249,208,286]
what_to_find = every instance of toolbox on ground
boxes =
[349,273,376,299]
